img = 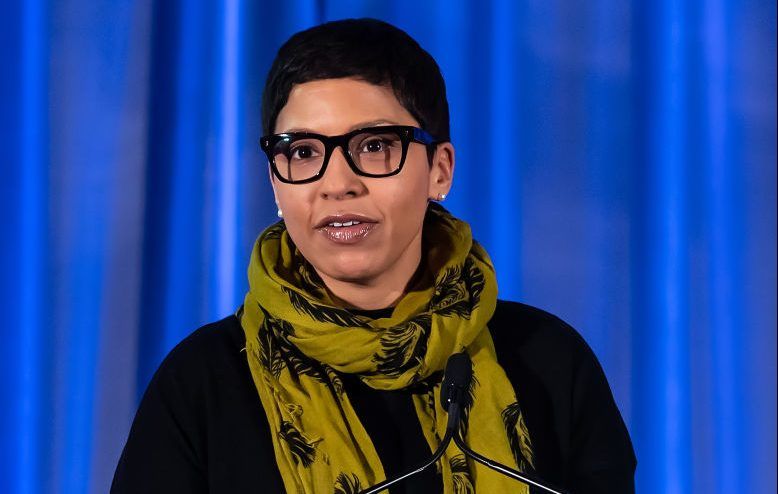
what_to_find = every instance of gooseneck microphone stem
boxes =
[357,354,471,494]
[357,352,569,494]
[356,428,450,494]
[357,402,460,494]
[452,431,570,494]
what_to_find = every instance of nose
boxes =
[317,146,366,200]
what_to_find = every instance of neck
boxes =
[324,280,404,310]
[315,249,423,311]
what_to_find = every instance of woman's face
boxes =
[270,78,454,291]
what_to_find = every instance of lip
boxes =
[314,213,378,229]
[314,213,379,245]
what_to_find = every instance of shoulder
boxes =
[489,300,636,486]
[489,299,609,400]
[167,314,244,358]
[142,314,249,412]
[488,299,600,408]
[491,299,575,334]
[490,299,594,366]
[157,314,245,378]
[113,315,280,491]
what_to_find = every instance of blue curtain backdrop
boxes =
[1,1,775,493]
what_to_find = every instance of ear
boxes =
[268,164,281,206]
[428,142,455,199]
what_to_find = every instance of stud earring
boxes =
[277,208,283,218]
[437,193,447,201]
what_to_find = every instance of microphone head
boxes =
[440,352,473,411]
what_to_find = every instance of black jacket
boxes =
[112,300,636,493]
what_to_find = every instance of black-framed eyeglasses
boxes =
[260,125,439,184]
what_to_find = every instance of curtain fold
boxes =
[0,1,774,493]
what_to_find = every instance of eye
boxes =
[358,138,384,153]
[359,135,400,154]
[361,138,386,153]
[289,144,318,160]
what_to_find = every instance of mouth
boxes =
[314,213,379,244]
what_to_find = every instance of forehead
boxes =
[274,78,419,134]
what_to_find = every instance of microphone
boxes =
[446,353,571,494]
[357,353,471,494]
[439,352,473,432]
[358,352,570,494]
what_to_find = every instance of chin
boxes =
[320,257,381,284]
[331,266,378,284]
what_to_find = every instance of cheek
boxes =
[275,181,312,212]
[380,173,430,224]
[275,187,313,236]
[389,183,427,210]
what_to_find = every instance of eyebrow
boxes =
[280,119,400,134]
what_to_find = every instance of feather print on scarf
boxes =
[240,203,535,493]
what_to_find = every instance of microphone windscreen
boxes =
[440,352,473,410]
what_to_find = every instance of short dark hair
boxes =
[261,18,450,142]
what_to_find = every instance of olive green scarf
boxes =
[240,204,534,493]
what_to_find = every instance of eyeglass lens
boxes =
[271,130,405,182]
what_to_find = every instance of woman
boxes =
[112,18,635,493]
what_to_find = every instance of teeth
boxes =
[328,220,361,227]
